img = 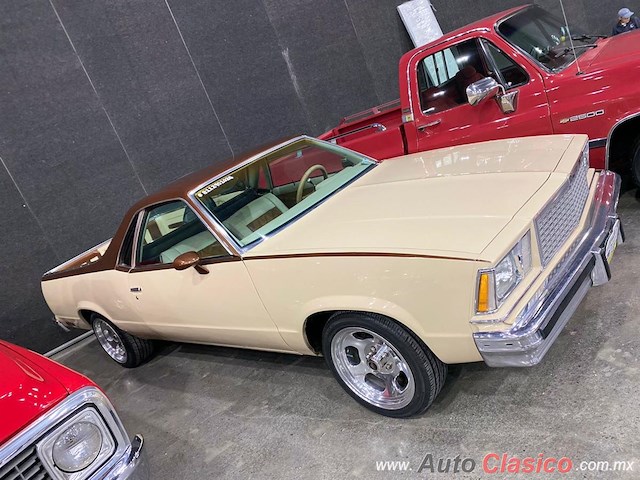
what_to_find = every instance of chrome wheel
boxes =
[330,327,416,410]
[94,318,127,364]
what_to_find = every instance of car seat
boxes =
[454,66,484,102]
[420,87,459,113]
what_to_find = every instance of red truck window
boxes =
[417,39,490,115]
[482,40,528,89]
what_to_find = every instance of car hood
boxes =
[0,342,69,444]
[580,32,640,71]
[246,135,582,260]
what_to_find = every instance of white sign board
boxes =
[397,0,443,47]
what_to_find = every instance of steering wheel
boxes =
[296,164,328,203]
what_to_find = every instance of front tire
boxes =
[322,312,446,417]
[91,314,153,368]
[632,141,640,188]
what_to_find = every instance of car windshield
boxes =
[194,138,376,249]
[498,6,592,72]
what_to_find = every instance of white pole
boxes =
[558,0,582,74]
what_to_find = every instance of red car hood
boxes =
[582,32,640,71]
[0,342,70,444]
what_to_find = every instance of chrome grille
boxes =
[535,154,590,266]
[0,445,51,480]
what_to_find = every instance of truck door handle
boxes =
[418,120,441,131]
[130,287,142,293]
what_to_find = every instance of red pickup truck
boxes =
[321,4,640,185]
[0,340,147,479]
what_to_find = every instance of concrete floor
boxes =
[54,189,640,480]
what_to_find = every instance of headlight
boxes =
[52,421,102,472]
[494,253,518,301]
[38,406,116,479]
[476,231,532,314]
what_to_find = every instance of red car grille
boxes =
[0,445,51,480]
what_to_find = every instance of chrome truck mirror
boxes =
[466,77,502,106]
[467,77,517,114]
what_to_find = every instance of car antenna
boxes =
[558,0,583,75]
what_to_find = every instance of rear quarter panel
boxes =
[243,255,484,364]
[327,126,406,160]
[41,270,133,331]
[319,106,407,160]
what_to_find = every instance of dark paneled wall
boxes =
[0,0,617,352]
[0,0,411,353]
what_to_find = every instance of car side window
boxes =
[118,213,139,268]
[417,39,489,115]
[136,200,227,266]
[482,40,528,89]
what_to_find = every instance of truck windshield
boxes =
[498,6,592,72]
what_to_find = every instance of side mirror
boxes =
[466,77,502,106]
[172,251,209,274]
[497,90,518,114]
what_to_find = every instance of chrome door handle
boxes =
[418,119,442,131]
[130,287,142,293]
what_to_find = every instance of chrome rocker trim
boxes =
[473,171,623,367]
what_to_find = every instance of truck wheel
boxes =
[91,314,153,368]
[632,142,640,188]
[322,312,446,417]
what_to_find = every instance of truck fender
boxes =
[606,111,640,169]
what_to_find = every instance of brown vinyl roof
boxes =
[128,136,297,213]
[43,135,298,281]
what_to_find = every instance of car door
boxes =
[124,199,293,352]
[409,37,552,153]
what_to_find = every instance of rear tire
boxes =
[322,312,446,418]
[91,314,153,368]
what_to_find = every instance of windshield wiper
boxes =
[562,44,597,54]
[571,34,607,41]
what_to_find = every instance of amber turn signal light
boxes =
[477,272,491,313]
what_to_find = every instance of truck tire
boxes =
[91,314,153,368]
[322,312,446,417]
[632,141,640,188]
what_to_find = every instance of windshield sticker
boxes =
[196,175,234,197]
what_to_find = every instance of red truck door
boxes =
[406,37,553,153]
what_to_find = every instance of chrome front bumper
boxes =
[473,171,623,368]
[104,434,149,480]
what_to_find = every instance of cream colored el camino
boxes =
[42,135,623,417]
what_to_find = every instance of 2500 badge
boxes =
[559,109,605,124]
